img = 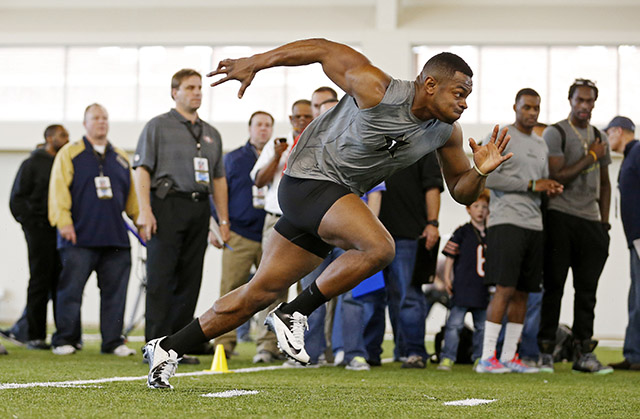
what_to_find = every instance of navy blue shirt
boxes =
[620,139,640,248]
[218,141,265,242]
[54,137,135,249]
[442,223,489,309]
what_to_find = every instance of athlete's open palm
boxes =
[469,125,512,175]
[208,57,257,98]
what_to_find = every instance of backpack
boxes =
[433,324,474,364]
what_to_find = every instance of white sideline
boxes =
[0,364,288,390]
[0,357,400,390]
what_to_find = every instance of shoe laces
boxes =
[289,312,308,345]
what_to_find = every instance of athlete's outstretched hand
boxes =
[469,125,513,176]
[207,57,257,99]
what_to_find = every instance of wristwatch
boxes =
[426,220,439,228]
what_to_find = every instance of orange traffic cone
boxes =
[204,344,232,373]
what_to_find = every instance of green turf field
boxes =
[1,335,638,418]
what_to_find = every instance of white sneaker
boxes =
[264,303,310,365]
[333,350,345,366]
[253,350,274,364]
[52,345,76,355]
[345,356,370,371]
[112,344,136,357]
[143,337,178,389]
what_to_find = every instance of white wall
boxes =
[0,0,637,339]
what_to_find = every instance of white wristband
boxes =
[473,163,488,177]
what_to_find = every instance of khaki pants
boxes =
[213,231,261,354]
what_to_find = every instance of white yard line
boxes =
[0,364,287,390]
[0,357,400,390]
[443,398,496,406]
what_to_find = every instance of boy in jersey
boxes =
[438,190,490,371]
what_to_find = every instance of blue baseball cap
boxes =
[605,116,635,132]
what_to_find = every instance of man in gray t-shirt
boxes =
[538,78,613,374]
[143,39,514,389]
[476,88,563,374]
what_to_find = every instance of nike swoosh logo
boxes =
[278,315,303,353]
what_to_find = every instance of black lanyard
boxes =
[87,137,108,176]
[184,121,203,157]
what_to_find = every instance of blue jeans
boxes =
[624,247,640,363]
[441,305,486,362]
[300,249,342,363]
[520,292,542,359]
[333,288,386,364]
[384,238,428,359]
[331,289,370,363]
[52,247,131,353]
[361,289,386,364]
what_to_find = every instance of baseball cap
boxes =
[605,116,636,132]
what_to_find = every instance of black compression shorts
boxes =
[274,175,351,258]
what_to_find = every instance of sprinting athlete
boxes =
[143,38,512,389]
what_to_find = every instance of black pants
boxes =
[23,223,60,341]
[145,195,209,341]
[538,210,609,344]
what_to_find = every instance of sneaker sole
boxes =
[475,367,510,373]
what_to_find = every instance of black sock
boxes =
[280,281,328,317]
[159,318,208,358]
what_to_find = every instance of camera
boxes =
[277,137,287,144]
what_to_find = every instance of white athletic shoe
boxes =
[112,344,136,357]
[264,303,310,365]
[143,337,178,389]
[52,344,76,355]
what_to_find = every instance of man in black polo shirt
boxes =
[379,152,443,369]
[134,69,229,363]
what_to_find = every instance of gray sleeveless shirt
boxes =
[285,79,453,196]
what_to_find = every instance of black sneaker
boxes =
[401,355,426,369]
[27,339,51,350]
[179,355,200,365]
[538,353,554,373]
[573,352,613,374]
[609,359,640,371]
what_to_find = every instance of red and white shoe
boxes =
[475,355,510,373]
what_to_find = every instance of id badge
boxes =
[94,176,113,200]
[252,185,267,209]
[194,157,210,185]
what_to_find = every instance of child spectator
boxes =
[437,190,490,371]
